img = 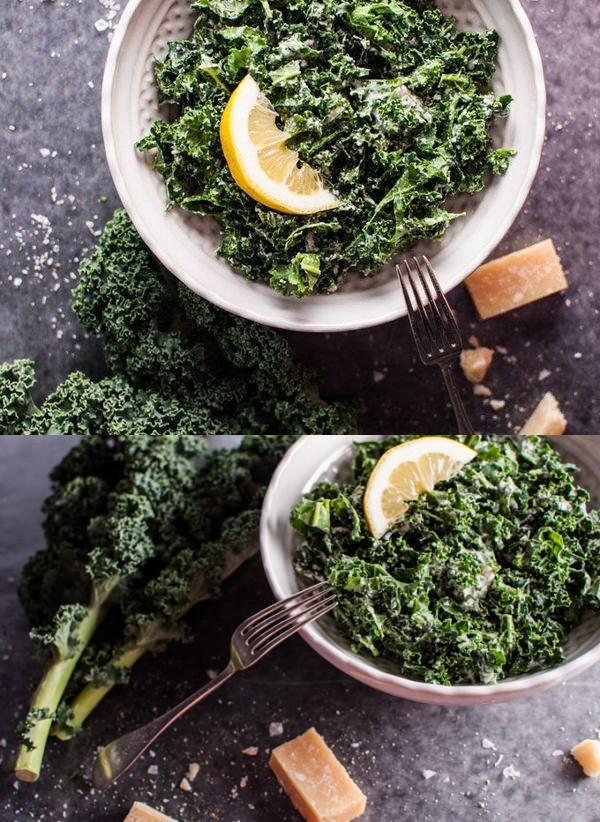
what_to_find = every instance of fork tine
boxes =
[242,584,333,644]
[248,594,337,657]
[423,257,462,345]
[396,262,428,356]
[421,256,462,343]
[412,256,454,350]
[237,581,329,637]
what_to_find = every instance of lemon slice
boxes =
[219,74,340,215]
[363,437,477,538]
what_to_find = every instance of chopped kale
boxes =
[140,0,514,296]
[292,436,600,685]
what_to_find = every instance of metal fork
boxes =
[92,581,336,789]
[397,256,475,435]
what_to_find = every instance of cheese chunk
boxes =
[520,392,567,435]
[571,739,600,777]
[460,346,494,383]
[124,802,179,822]
[269,727,366,822]
[465,239,567,319]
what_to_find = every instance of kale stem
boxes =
[14,604,107,781]
[54,644,148,740]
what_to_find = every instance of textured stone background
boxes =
[2,436,600,822]
[0,0,598,432]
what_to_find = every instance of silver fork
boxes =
[397,256,475,435]
[92,581,336,789]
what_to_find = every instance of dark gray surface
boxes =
[0,1,599,432]
[2,437,600,822]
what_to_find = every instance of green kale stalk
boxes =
[291,436,600,685]
[139,0,514,296]
[15,436,209,781]
[0,210,357,434]
[53,436,293,738]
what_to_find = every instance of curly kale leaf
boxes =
[292,436,600,685]
[139,0,514,296]
[0,360,41,433]
[14,436,208,779]
[55,435,293,734]
[0,210,357,434]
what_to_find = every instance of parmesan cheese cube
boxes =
[269,727,366,822]
[124,802,179,822]
[571,739,600,777]
[460,346,494,383]
[465,239,567,319]
[520,392,567,435]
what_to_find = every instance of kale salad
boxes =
[139,0,514,297]
[291,437,600,685]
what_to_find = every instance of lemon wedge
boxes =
[219,74,340,215]
[363,437,477,538]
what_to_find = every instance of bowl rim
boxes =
[260,435,600,703]
[102,0,546,334]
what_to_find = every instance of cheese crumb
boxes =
[473,384,492,397]
[571,739,600,777]
[481,738,497,750]
[460,347,495,384]
[147,764,159,776]
[422,769,437,780]
[179,778,192,792]
[520,392,567,435]
[465,239,567,319]
[243,746,259,756]
[269,722,284,737]
[490,399,506,412]
[502,764,521,780]
[186,762,200,782]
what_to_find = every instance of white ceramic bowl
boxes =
[260,436,600,705]
[103,0,545,332]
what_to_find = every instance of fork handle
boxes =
[439,363,475,435]
[92,662,235,789]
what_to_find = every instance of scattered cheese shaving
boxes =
[243,746,259,756]
[179,778,192,793]
[571,739,600,777]
[520,392,567,435]
[502,764,521,780]
[422,769,437,780]
[460,347,494,383]
[124,802,179,822]
[473,384,492,397]
[465,239,568,320]
[269,727,366,822]
[186,762,200,782]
